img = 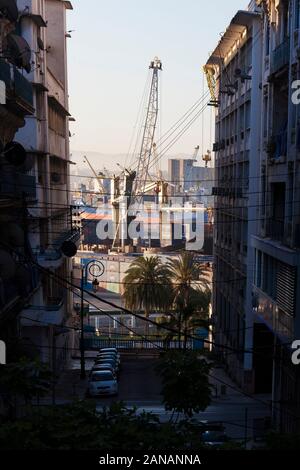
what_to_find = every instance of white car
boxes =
[97,352,121,365]
[91,364,116,375]
[98,349,121,361]
[99,347,118,354]
[88,370,118,397]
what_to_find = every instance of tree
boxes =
[123,256,172,333]
[0,401,208,451]
[162,289,211,349]
[0,358,52,420]
[166,252,211,348]
[156,350,212,418]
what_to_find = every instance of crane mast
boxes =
[134,57,162,197]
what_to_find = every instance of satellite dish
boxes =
[5,33,32,73]
[0,249,16,280]
[51,172,61,184]
[4,141,27,166]
[61,240,77,258]
[37,37,45,51]
[0,0,18,23]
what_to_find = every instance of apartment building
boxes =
[207,0,300,432]
[205,4,263,392]
[252,0,300,433]
[1,0,78,367]
[0,1,37,348]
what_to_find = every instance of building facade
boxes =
[252,0,300,433]
[0,1,37,351]
[15,0,78,368]
[0,1,78,368]
[206,4,263,392]
[207,0,300,432]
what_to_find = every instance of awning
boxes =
[206,10,261,66]
[21,13,47,28]
[48,94,71,117]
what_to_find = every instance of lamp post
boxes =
[78,260,104,380]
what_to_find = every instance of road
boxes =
[83,354,271,442]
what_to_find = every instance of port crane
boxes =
[111,57,162,251]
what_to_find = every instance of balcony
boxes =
[0,59,34,112]
[253,287,294,341]
[35,229,80,269]
[0,172,36,200]
[270,38,290,75]
[21,297,65,326]
[266,219,285,242]
[0,262,39,316]
[14,68,34,107]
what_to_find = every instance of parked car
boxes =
[91,364,116,375]
[98,349,121,361]
[200,430,229,447]
[99,348,118,354]
[97,352,121,365]
[88,370,118,397]
[95,358,119,375]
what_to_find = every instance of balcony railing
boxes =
[45,297,64,311]
[14,67,34,107]
[266,219,285,242]
[0,59,33,109]
[270,38,290,75]
[0,263,39,313]
[0,172,36,199]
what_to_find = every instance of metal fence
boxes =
[83,335,193,351]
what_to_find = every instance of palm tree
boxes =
[123,256,171,334]
[166,252,211,348]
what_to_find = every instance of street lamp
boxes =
[79,260,105,379]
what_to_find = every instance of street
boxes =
[80,354,271,443]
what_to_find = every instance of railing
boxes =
[14,67,34,107]
[0,172,36,199]
[45,297,64,311]
[0,264,39,313]
[0,59,33,108]
[272,129,287,159]
[83,336,193,351]
[266,219,285,242]
[270,37,290,74]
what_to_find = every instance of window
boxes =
[48,104,66,137]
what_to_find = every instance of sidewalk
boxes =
[209,365,272,407]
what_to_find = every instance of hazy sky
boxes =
[68,0,246,169]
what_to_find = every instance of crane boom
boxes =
[133,57,162,197]
[83,155,106,194]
